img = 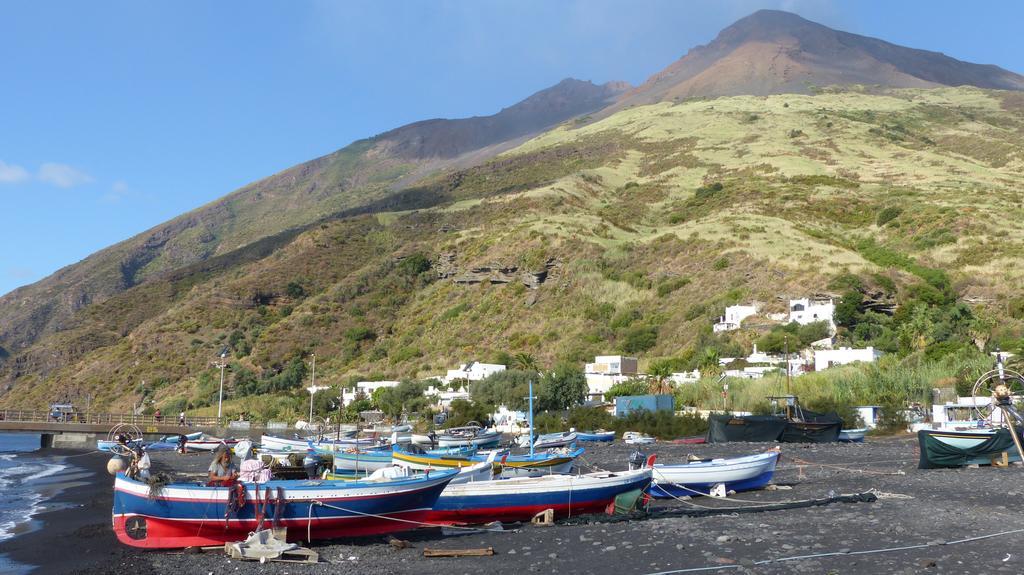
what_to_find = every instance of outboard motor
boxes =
[302,451,321,479]
[628,448,647,471]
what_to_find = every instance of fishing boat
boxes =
[838,428,868,443]
[260,434,375,452]
[918,428,1023,468]
[112,469,458,548]
[435,424,501,449]
[577,430,615,442]
[532,431,577,449]
[425,468,653,524]
[158,431,203,443]
[185,436,240,452]
[330,446,396,474]
[97,438,145,452]
[623,431,655,445]
[392,445,581,477]
[647,451,780,498]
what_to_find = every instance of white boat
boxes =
[260,434,374,452]
[648,451,780,498]
[838,428,867,442]
[532,431,577,449]
[436,425,501,449]
[623,431,655,445]
[185,436,239,452]
[425,468,653,524]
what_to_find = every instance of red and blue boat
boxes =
[424,468,652,524]
[112,469,458,548]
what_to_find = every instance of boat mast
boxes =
[784,335,793,420]
[528,379,535,457]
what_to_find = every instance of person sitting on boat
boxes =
[207,446,238,486]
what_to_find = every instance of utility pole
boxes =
[215,348,229,420]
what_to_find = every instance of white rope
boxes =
[309,500,511,532]
[642,527,1024,575]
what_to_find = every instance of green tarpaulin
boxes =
[918,429,1020,469]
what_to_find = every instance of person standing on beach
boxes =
[207,446,238,486]
[179,411,186,426]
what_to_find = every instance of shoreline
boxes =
[0,448,141,575]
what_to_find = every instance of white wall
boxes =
[814,347,879,371]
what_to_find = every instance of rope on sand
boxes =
[642,527,1024,574]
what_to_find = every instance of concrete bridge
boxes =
[0,409,258,448]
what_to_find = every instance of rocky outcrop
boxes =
[437,253,558,289]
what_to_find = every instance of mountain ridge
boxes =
[614,9,1024,107]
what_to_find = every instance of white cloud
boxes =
[38,162,94,188]
[101,180,130,203]
[0,160,30,183]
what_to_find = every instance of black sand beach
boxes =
[11,436,1024,574]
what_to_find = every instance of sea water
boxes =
[0,433,68,542]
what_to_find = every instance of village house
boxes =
[788,297,836,332]
[713,303,759,332]
[424,384,471,409]
[584,355,639,401]
[341,380,400,407]
[813,346,881,371]
[442,361,506,384]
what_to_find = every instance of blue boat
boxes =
[577,430,616,442]
[393,445,583,477]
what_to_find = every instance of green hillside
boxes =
[5,87,1024,419]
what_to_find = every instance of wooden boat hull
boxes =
[649,451,779,498]
[392,447,581,477]
[425,469,652,524]
[577,431,615,442]
[838,428,867,443]
[260,434,374,452]
[111,470,456,548]
[435,430,501,449]
[185,438,239,452]
[918,428,1022,468]
[533,431,577,449]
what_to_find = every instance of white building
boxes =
[668,370,701,385]
[713,303,759,332]
[443,361,506,384]
[788,297,835,331]
[341,380,400,407]
[491,405,528,433]
[584,355,639,401]
[813,347,881,372]
[425,385,471,409]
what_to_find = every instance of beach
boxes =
[7,436,1024,574]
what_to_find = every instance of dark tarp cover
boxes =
[706,414,787,443]
[918,429,1019,469]
[779,409,843,443]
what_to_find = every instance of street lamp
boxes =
[215,348,229,420]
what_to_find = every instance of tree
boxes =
[538,363,588,411]
[604,378,649,401]
[468,369,535,410]
[512,352,539,372]
[697,348,722,377]
[834,290,863,327]
[647,359,675,394]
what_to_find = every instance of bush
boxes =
[656,276,691,297]
[285,281,306,299]
[397,253,431,276]
[345,326,377,342]
[712,257,729,270]
[620,325,659,354]
[604,379,649,401]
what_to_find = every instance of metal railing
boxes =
[0,409,225,428]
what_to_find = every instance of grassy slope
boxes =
[6,87,1024,417]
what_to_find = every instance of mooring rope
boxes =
[308,500,512,533]
[641,527,1024,574]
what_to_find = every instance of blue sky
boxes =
[2,0,1022,296]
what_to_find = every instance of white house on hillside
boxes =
[814,347,881,371]
[341,380,400,407]
[443,361,506,384]
[789,297,836,332]
[714,303,759,332]
[425,385,471,409]
[584,355,638,401]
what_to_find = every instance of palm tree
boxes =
[647,359,674,395]
[512,352,539,373]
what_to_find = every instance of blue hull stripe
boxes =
[649,469,775,499]
[434,475,651,511]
